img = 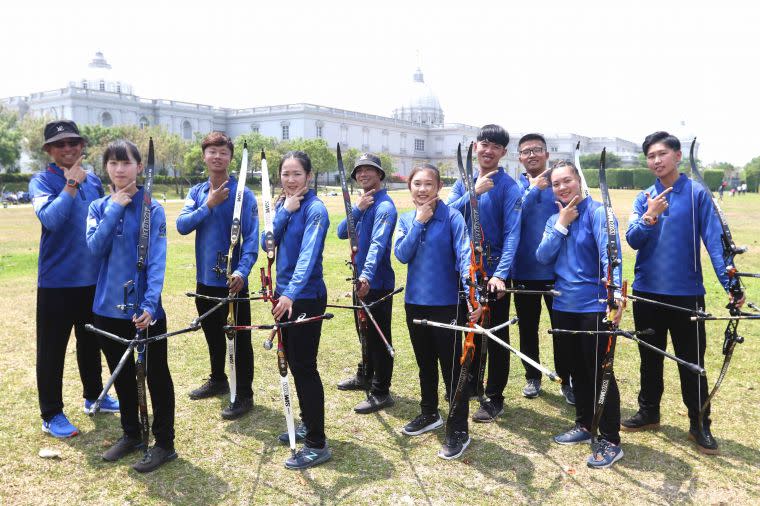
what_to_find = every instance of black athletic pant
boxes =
[281,297,327,449]
[467,293,511,405]
[553,310,620,445]
[360,288,394,396]
[93,315,175,450]
[194,283,253,399]
[632,291,711,428]
[36,285,104,421]
[512,279,570,384]
[405,304,469,432]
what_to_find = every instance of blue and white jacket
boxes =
[176,176,259,288]
[264,190,329,300]
[29,163,104,288]
[86,188,167,321]
[626,173,729,295]
[446,167,522,279]
[394,201,471,306]
[536,197,622,313]
[337,188,397,290]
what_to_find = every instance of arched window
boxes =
[101,111,113,127]
[139,116,149,129]
[182,120,192,140]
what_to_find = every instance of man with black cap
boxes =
[29,120,117,438]
[336,153,398,414]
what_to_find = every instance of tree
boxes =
[0,107,22,172]
[579,152,622,169]
[377,153,395,176]
[19,115,51,171]
[743,156,760,192]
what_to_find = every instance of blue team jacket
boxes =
[536,197,622,313]
[86,188,167,320]
[30,163,104,288]
[446,167,522,279]
[336,188,397,290]
[264,190,329,300]
[394,201,471,306]
[511,173,557,281]
[176,176,259,288]
[626,173,729,295]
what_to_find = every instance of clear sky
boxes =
[4,0,758,165]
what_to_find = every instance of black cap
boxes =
[43,120,84,146]
[350,152,385,181]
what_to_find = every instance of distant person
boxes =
[718,182,725,201]
[29,120,117,439]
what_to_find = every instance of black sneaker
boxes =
[401,412,443,436]
[472,400,504,423]
[221,396,253,420]
[102,434,145,462]
[354,393,395,414]
[278,423,308,444]
[188,378,229,400]
[621,410,660,432]
[132,446,177,473]
[284,444,332,470]
[688,426,719,455]
[438,431,471,460]
[522,378,542,399]
[336,374,369,391]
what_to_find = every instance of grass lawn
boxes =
[1,188,758,505]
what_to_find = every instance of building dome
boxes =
[69,51,134,95]
[392,67,444,125]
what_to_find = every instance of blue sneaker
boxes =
[284,444,332,470]
[553,424,592,445]
[84,394,120,414]
[587,439,624,469]
[42,412,79,438]
[278,423,308,445]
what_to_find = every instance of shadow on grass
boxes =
[497,404,573,454]
[614,440,697,503]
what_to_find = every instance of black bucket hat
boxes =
[351,152,385,181]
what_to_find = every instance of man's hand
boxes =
[488,276,506,299]
[228,273,244,295]
[207,180,229,209]
[110,181,137,207]
[643,186,673,223]
[284,186,309,213]
[556,196,580,228]
[528,169,550,190]
[356,189,376,211]
[474,171,495,195]
[272,295,293,321]
[63,155,87,184]
[356,277,370,298]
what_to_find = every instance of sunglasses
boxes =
[50,139,82,148]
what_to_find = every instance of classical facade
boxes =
[3,52,643,177]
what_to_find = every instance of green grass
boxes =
[1,190,759,505]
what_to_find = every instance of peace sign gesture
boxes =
[557,195,580,228]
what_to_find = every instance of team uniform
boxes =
[30,163,108,431]
[447,167,522,416]
[536,196,623,457]
[513,173,571,389]
[86,188,175,458]
[265,189,330,455]
[394,202,472,436]
[337,188,397,398]
[625,173,730,431]
[176,176,259,404]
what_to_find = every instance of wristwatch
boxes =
[66,178,79,189]
[642,214,658,225]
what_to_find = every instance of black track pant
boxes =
[194,283,253,399]
[467,293,511,405]
[36,286,104,421]
[93,315,175,449]
[632,291,711,428]
[512,279,571,384]
[553,310,620,445]
[360,288,394,396]
[405,303,469,432]
[281,297,327,449]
